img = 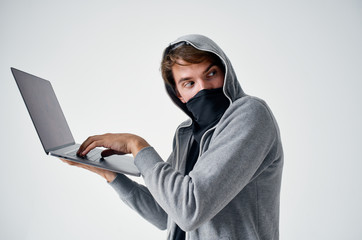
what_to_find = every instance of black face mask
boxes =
[186,87,230,142]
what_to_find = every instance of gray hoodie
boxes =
[109,34,283,240]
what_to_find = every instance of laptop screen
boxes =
[12,68,75,153]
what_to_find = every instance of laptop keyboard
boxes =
[66,148,103,161]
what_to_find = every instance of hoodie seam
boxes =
[175,120,193,170]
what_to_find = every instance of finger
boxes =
[77,136,94,155]
[77,135,100,155]
[81,140,104,156]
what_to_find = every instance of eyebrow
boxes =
[203,63,215,74]
[177,63,215,85]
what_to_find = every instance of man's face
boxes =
[172,59,225,103]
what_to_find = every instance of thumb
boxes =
[101,149,127,158]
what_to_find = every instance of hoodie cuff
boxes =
[108,173,136,198]
[134,146,163,176]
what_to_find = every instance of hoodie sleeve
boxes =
[107,128,181,230]
[134,96,281,231]
[108,172,171,229]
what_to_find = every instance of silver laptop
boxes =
[11,67,141,177]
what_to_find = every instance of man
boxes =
[63,34,284,240]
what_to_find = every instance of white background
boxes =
[1,0,361,239]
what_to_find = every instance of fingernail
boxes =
[82,151,86,155]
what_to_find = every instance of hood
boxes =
[162,34,246,117]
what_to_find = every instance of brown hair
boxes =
[161,43,224,88]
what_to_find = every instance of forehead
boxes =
[172,59,213,78]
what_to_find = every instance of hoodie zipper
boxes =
[175,121,216,167]
[198,125,217,157]
[173,119,218,239]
